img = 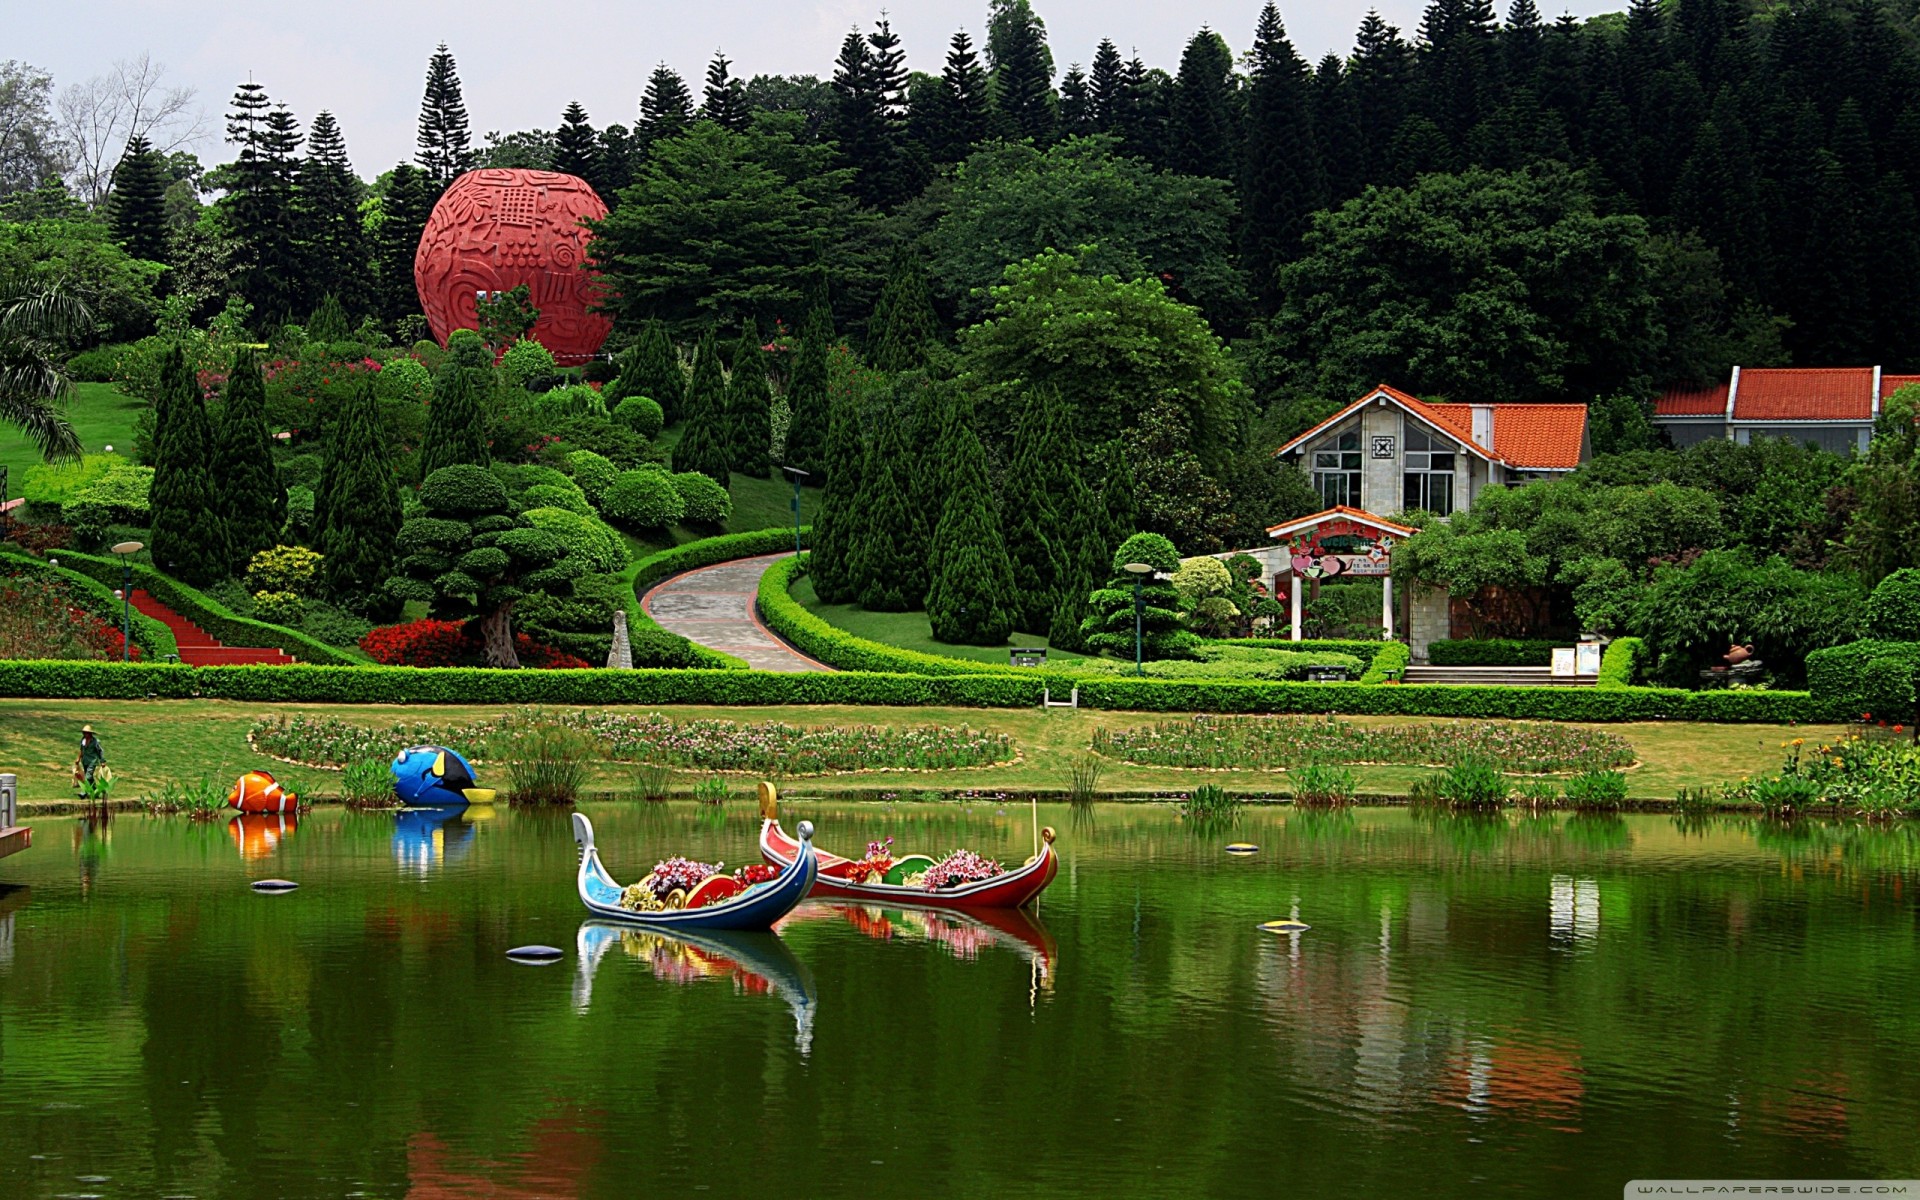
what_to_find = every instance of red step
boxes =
[129,590,295,667]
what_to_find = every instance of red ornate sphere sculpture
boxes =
[413,168,612,363]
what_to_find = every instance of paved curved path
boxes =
[640,553,831,672]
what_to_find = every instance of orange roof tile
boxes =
[1732,368,1875,421]
[1881,374,1920,399]
[1489,405,1589,469]
[1655,384,1729,417]
[1266,505,1418,539]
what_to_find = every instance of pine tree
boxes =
[106,135,168,264]
[374,163,433,327]
[148,346,231,585]
[987,0,1057,142]
[297,111,370,318]
[420,329,492,477]
[925,422,1017,645]
[1047,466,1105,652]
[701,55,750,132]
[831,26,909,209]
[613,319,685,422]
[307,294,349,341]
[593,123,637,202]
[1119,56,1172,166]
[552,101,598,179]
[852,405,927,611]
[671,329,731,482]
[1172,29,1238,179]
[221,83,303,322]
[724,324,772,476]
[1001,388,1068,633]
[1097,440,1138,560]
[921,30,996,163]
[1351,10,1414,185]
[808,389,866,604]
[416,44,475,189]
[1242,4,1326,310]
[1090,40,1127,133]
[782,305,833,478]
[212,347,284,567]
[868,247,939,372]
[640,66,695,144]
[319,379,401,613]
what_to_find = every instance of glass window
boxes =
[1402,425,1456,515]
[1313,432,1362,509]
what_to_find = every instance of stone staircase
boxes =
[1400,665,1594,687]
[129,590,295,667]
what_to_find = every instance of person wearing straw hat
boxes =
[75,725,106,793]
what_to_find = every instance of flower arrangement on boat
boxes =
[618,857,784,912]
[842,838,894,883]
[919,849,1004,891]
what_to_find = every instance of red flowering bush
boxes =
[360,619,589,670]
[732,863,779,887]
[0,578,141,661]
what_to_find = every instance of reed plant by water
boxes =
[144,776,226,820]
[1066,753,1104,806]
[1180,783,1239,822]
[1512,779,1560,811]
[692,776,730,806]
[340,760,398,809]
[1434,759,1509,811]
[1563,769,1629,812]
[1291,764,1356,807]
[504,727,597,805]
[636,763,674,802]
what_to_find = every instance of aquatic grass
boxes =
[1066,753,1103,806]
[1512,779,1560,810]
[503,726,598,806]
[1563,769,1629,812]
[636,763,674,802]
[1291,764,1356,807]
[1092,715,1631,775]
[339,760,397,809]
[1434,759,1509,812]
[692,776,730,806]
[144,776,226,820]
[1180,782,1239,823]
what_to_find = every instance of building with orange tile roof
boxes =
[1653,366,1895,453]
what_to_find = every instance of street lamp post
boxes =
[781,465,810,559]
[111,541,144,662]
[1122,561,1155,677]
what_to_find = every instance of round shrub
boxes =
[251,590,307,625]
[614,395,664,438]
[537,383,608,420]
[1867,568,1920,640]
[602,469,687,530]
[373,355,431,405]
[521,483,593,515]
[66,344,127,382]
[499,337,557,389]
[523,507,630,575]
[566,450,619,504]
[247,544,325,595]
[419,464,510,517]
[1172,555,1234,602]
[670,471,733,525]
[1112,531,1182,575]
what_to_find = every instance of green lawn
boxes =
[0,383,144,491]
[790,573,1092,665]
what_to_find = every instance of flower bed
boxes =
[1091,715,1634,774]
[249,708,1015,775]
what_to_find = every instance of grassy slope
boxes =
[0,697,1837,807]
[0,383,144,489]
[790,573,1093,665]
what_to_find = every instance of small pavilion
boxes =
[1229,507,1417,643]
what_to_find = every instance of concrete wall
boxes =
[1360,405,1402,513]
[1408,584,1450,663]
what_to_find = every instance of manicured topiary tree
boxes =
[925,423,1016,645]
[781,305,832,478]
[211,346,285,569]
[868,245,939,373]
[614,395,664,438]
[1867,569,1920,640]
[1078,531,1198,661]
[724,326,772,476]
[854,406,926,611]
[671,329,731,483]
[808,390,866,604]
[419,329,491,478]
[1048,467,1106,652]
[521,507,628,575]
[386,464,578,667]
[565,450,619,506]
[670,471,733,525]
[148,345,231,585]
[607,319,684,422]
[601,468,687,530]
[319,379,402,612]
[1001,387,1068,633]
[498,337,556,389]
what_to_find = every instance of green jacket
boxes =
[80,736,105,769]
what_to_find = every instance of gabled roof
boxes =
[1882,374,1920,399]
[1265,506,1418,540]
[1653,384,1729,417]
[1734,368,1875,421]
[1271,384,1588,471]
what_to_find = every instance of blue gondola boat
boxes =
[571,812,817,932]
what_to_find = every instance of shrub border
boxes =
[0,550,177,660]
[627,528,818,670]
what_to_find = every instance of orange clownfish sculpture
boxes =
[227,770,299,814]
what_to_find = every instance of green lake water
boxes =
[1,801,1918,1198]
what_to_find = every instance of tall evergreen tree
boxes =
[925,422,1017,645]
[297,111,369,318]
[808,389,866,604]
[212,347,284,567]
[701,56,750,132]
[420,329,492,477]
[148,346,231,585]
[1172,29,1238,179]
[552,101,598,178]
[920,30,996,163]
[1090,40,1128,133]
[852,404,927,611]
[640,65,695,144]
[615,319,686,422]
[868,247,939,372]
[831,25,910,209]
[671,329,731,482]
[1242,5,1326,310]
[318,380,401,613]
[1351,10,1415,185]
[1047,466,1105,652]
[221,82,303,322]
[987,0,1057,142]
[1001,388,1069,633]
[782,305,833,479]
[724,324,772,476]
[1060,67,1095,136]
[374,163,433,327]
[106,135,169,264]
[593,123,637,202]
[416,44,475,189]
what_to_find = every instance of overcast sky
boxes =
[16,0,1622,177]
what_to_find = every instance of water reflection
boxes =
[228,812,297,860]
[783,901,1058,998]
[393,805,477,874]
[572,920,817,1054]
[0,884,26,970]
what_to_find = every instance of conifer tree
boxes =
[920,30,995,164]
[808,389,866,604]
[1060,67,1095,136]
[868,247,939,372]
[222,83,303,321]
[640,66,695,144]
[782,305,833,479]
[832,25,909,209]
[853,406,926,611]
[319,379,401,612]
[552,101,598,179]
[212,347,284,567]
[670,329,731,483]
[106,135,169,264]
[1171,29,1237,179]
[1047,468,1105,652]
[1001,388,1068,633]
[1098,439,1139,556]
[416,44,475,189]
[593,124,636,202]
[297,111,370,317]
[987,0,1057,143]
[374,163,433,327]
[724,324,772,476]
[148,346,231,585]
[1089,40,1128,133]
[420,329,492,477]
[1242,4,1326,311]
[609,319,685,422]
[925,422,1016,645]
[701,56,750,132]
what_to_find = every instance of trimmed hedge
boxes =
[1199,637,1388,666]
[1597,637,1646,689]
[758,554,1019,676]
[1360,641,1411,684]
[627,527,816,671]
[0,551,177,660]
[1806,639,1920,723]
[0,658,1827,721]
[36,549,358,665]
[1427,638,1560,667]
